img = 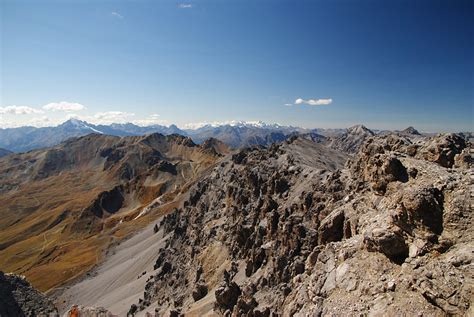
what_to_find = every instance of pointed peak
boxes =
[59,119,103,134]
[347,124,374,136]
[401,126,421,135]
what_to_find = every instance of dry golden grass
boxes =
[0,170,111,291]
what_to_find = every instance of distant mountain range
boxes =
[0,119,187,153]
[0,119,322,152]
[0,119,467,153]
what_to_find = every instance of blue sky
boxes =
[1,0,473,131]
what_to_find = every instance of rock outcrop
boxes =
[0,272,58,316]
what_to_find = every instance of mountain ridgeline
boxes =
[0,119,429,153]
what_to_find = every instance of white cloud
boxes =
[92,111,135,124]
[284,103,293,107]
[65,113,82,120]
[0,114,63,128]
[43,101,86,112]
[294,98,333,106]
[26,115,54,128]
[111,11,124,19]
[178,3,193,9]
[0,105,43,115]
[132,114,169,127]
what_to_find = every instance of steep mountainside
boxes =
[56,132,472,316]
[0,133,225,291]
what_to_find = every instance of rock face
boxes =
[0,272,58,316]
[118,131,473,316]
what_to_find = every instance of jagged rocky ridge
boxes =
[126,132,472,316]
[0,272,58,316]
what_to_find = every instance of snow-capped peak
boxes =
[63,118,104,134]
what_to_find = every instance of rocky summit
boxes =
[0,128,472,316]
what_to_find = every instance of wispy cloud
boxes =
[178,3,193,9]
[111,11,124,19]
[26,115,53,127]
[294,98,333,106]
[0,105,43,115]
[132,114,169,127]
[42,101,86,112]
[93,111,135,124]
